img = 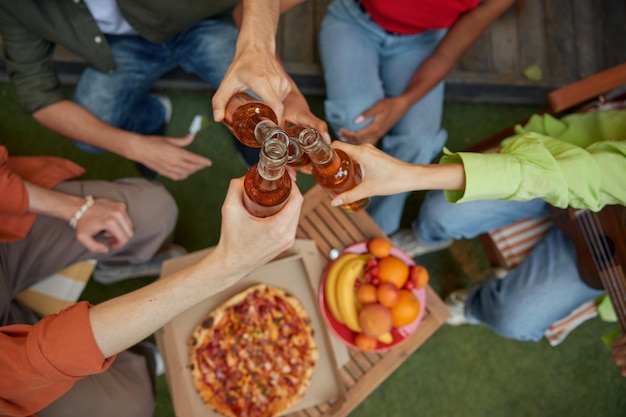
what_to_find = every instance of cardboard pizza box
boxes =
[156,239,348,417]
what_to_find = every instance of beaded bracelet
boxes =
[69,195,95,229]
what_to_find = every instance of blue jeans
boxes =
[73,19,238,152]
[319,0,448,234]
[415,191,605,341]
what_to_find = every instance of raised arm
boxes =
[213,0,307,124]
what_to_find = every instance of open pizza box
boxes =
[155,239,350,417]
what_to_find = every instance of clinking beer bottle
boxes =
[297,128,369,211]
[223,92,302,163]
[243,137,292,218]
[284,125,311,169]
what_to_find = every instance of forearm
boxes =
[400,0,514,106]
[23,181,85,222]
[32,100,143,160]
[237,0,281,55]
[88,249,246,357]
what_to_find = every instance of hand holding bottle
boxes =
[328,141,466,207]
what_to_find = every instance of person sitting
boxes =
[0,141,186,415]
[318,0,515,234]
[0,175,304,417]
[0,0,327,180]
[326,109,626,376]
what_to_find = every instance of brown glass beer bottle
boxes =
[284,125,311,169]
[223,92,303,163]
[243,137,292,218]
[297,128,369,211]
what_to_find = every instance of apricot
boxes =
[376,282,400,308]
[355,333,378,351]
[406,264,429,290]
[356,284,378,304]
[358,303,392,338]
[368,237,392,258]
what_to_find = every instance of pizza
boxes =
[188,283,319,417]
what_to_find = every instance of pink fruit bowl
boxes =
[318,241,428,353]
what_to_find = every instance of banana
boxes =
[335,256,369,332]
[377,332,393,344]
[324,253,361,324]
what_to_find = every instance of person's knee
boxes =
[123,179,178,236]
[483,304,545,342]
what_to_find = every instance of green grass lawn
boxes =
[1,83,625,417]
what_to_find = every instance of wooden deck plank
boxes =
[544,0,579,84]
[515,0,546,75]
[490,5,519,73]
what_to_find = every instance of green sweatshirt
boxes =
[440,109,626,211]
[0,0,238,113]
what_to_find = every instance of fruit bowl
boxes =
[318,241,428,353]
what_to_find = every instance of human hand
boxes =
[328,141,413,207]
[134,134,212,181]
[211,177,303,284]
[338,97,408,145]
[212,45,291,124]
[611,333,626,377]
[283,90,331,144]
[75,198,134,253]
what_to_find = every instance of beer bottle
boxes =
[284,125,311,169]
[224,92,301,163]
[297,128,369,211]
[243,137,292,218]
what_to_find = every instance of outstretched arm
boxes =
[33,101,211,181]
[88,177,303,357]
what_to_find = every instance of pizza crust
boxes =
[188,283,319,417]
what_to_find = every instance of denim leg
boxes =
[73,35,176,152]
[319,0,448,234]
[465,228,605,341]
[175,19,239,90]
[414,190,550,245]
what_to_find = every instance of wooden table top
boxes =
[289,185,450,417]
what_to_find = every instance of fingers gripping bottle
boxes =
[224,92,301,163]
[297,128,369,211]
[243,137,292,218]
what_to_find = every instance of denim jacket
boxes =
[0,0,237,113]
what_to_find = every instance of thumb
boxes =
[330,190,361,207]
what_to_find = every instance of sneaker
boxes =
[390,229,452,258]
[445,289,469,326]
[153,94,172,124]
[93,244,187,285]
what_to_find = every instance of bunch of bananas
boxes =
[323,253,370,332]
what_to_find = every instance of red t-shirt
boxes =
[362,0,480,34]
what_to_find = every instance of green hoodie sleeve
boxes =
[440,110,626,211]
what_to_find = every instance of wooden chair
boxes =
[466,63,626,345]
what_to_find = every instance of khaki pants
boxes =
[0,177,177,416]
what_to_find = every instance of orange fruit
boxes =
[368,237,392,258]
[390,289,420,327]
[378,255,409,288]
[408,265,429,289]
[376,282,400,308]
[355,333,378,351]
[356,284,378,304]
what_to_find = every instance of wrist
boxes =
[69,195,95,228]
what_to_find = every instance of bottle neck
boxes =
[257,137,288,181]
[297,128,333,165]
